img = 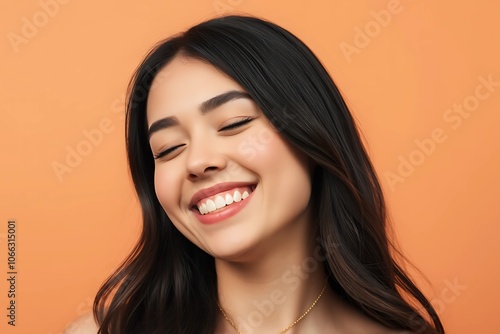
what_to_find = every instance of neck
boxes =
[215,235,332,334]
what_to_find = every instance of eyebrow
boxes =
[148,90,252,139]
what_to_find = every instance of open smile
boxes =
[195,185,255,214]
[190,183,257,224]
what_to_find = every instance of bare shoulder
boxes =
[63,312,99,334]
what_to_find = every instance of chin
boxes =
[204,232,265,263]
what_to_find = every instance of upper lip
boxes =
[189,182,256,208]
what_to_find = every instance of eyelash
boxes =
[219,116,254,131]
[153,117,255,160]
[153,144,185,160]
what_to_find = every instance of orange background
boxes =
[1,0,498,333]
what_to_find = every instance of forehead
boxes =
[147,56,245,122]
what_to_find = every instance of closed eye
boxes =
[219,117,256,132]
[153,117,256,160]
[153,144,186,160]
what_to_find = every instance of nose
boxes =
[185,135,227,181]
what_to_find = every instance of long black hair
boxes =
[94,15,444,334]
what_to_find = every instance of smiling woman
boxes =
[147,58,313,262]
[69,15,444,334]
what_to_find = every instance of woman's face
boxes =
[147,56,313,261]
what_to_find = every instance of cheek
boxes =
[154,165,201,247]
[242,128,312,206]
[236,126,275,163]
[154,165,182,215]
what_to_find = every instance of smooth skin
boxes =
[65,56,408,334]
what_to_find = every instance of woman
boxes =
[67,15,444,334]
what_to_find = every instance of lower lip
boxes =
[191,188,255,225]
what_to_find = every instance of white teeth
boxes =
[196,187,254,214]
[206,199,216,212]
[225,193,233,205]
[215,196,226,209]
[233,191,242,202]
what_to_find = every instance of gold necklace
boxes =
[217,280,328,334]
